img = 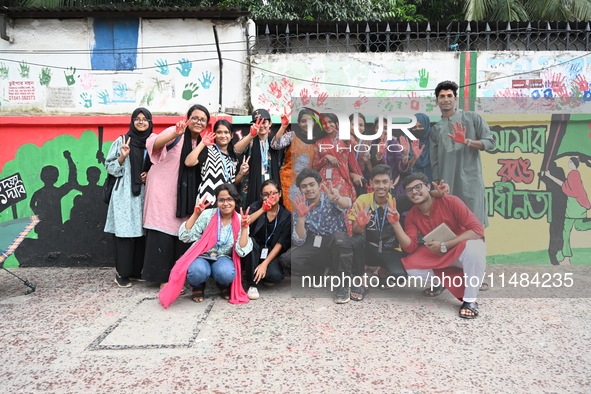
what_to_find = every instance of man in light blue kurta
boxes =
[429,81,495,228]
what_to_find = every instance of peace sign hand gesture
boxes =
[239,207,251,227]
[250,116,265,136]
[386,199,400,226]
[175,117,190,135]
[120,136,131,158]
[240,156,250,175]
[194,196,211,216]
[321,183,341,203]
[294,193,315,217]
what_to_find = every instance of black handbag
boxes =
[103,174,121,204]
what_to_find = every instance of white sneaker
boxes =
[247,286,260,300]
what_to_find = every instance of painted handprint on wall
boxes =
[418,68,429,88]
[97,90,111,104]
[19,61,30,78]
[79,93,92,108]
[0,62,8,79]
[64,67,77,86]
[39,68,52,87]
[182,82,199,100]
[198,71,215,89]
[80,74,95,90]
[155,59,169,75]
[176,58,192,77]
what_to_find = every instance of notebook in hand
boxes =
[423,223,457,243]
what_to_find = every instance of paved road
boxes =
[1,267,590,393]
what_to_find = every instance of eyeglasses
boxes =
[404,182,427,195]
[133,118,150,123]
[217,197,235,204]
[190,116,208,124]
[261,191,279,199]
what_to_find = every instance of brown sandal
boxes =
[190,287,204,303]
[219,285,230,300]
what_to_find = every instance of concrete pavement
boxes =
[1,266,590,393]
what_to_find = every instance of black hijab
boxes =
[176,104,209,218]
[127,107,152,196]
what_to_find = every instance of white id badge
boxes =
[378,240,383,253]
[263,173,270,181]
[326,168,332,180]
[313,235,322,248]
[260,247,269,259]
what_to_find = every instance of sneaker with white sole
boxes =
[247,286,260,300]
[335,286,350,304]
[114,275,132,288]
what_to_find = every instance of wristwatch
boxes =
[440,241,447,254]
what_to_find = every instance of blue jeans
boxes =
[186,256,236,288]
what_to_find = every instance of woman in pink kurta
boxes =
[142,104,211,286]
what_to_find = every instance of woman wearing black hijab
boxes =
[104,107,153,287]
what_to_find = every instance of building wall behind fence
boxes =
[1,31,590,266]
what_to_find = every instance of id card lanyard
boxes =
[260,138,269,179]
[374,198,388,253]
[214,144,231,182]
[308,197,324,248]
[261,206,279,259]
[214,209,232,257]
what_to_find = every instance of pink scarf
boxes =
[159,210,249,308]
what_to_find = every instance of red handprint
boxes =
[447,122,466,144]
[202,129,216,145]
[294,193,315,217]
[353,97,368,109]
[411,139,425,158]
[281,77,294,94]
[281,113,290,126]
[317,92,329,107]
[300,88,311,105]
[353,201,370,227]
[175,117,190,135]
[268,82,282,99]
[258,93,271,106]
[574,74,589,92]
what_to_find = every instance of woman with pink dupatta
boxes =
[313,113,366,203]
[160,183,252,307]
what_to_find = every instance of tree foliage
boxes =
[13,0,591,21]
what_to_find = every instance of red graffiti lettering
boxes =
[497,158,535,184]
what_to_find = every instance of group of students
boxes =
[104,80,492,319]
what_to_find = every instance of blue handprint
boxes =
[113,83,128,98]
[155,59,169,75]
[97,90,110,104]
[176,58,192,77]
[198,71,215,89]
[80,93,92,108]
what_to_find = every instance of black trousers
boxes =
[242,240,286,287]
[351,233,407,278]
[142,229,191,283]
[113,235,146,278]
[291,232,353,277]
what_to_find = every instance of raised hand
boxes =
[202,129,216,145]
[399,136,410,155]
[262,192,277,211]
[194,196,211,216]
[321,183,341,202]
[250,116,265,136]
[120,136,131,158]
[354,201,370,227]
[240,207,251,227]
[240,155,250,175]
[432,180,450,196]
[281,113,290,126]
[447,122,466,144]
[175,117,189,135]
[294,193,315,217]
[386,199,400,226]
[411,139,425,158]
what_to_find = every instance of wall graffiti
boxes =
[496,158,535,184]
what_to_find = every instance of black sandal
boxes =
[190,286,205,303]
[423,283,445,297]
[218,284,230,300]
[459,301,479,319]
